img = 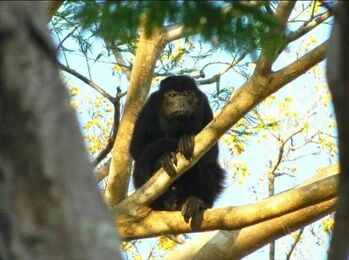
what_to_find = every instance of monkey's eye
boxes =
[183,91,191,96]
[167,92,177,97]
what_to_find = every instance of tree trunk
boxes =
[327,3,349,259]
[0,2,121,259]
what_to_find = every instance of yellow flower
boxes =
[158,236,177,251]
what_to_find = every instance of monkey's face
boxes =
[162,90,199,118]
[162,186,181,211]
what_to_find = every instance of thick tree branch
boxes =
[95,159,110,181]
[274,1,297,26]
[270,41,327,90]
[164,25,191,43]
[164,199,335,260]
[116,172,338,240]
[163,164,338,259]
[105,27,167,206]
[255,1,296,75]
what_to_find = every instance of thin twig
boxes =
[93,87,126,166]
[56,24,80,51]
[286,228,304,260]
[197,52,247,85]
[59,62,115,102]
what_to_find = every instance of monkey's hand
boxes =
[181,196,208,223]
[158,135,194,177]
[158,152,178,177]
[178,135,194,160]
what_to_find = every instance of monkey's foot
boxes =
[181,196,208,223]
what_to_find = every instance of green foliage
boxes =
[70,1,281,53]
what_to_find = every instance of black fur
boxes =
[130,75,225,217]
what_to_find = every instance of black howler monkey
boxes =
[130,75,225,222]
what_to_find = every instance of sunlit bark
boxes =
[116,164,338,240]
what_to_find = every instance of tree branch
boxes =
[116,170,338,240]
[105,26,167,206]
[286,228,304,260]
[56,24,80,52]
[287,11,332,43]
[197,52,247,85]
[164,25,191,43]
[164,198,335,260]
[95,159,111,182]
[104,40,132,81]
[93,88,126,166]
[163,165,339,259]
[255,1,296,75]
[58,63,115,102]
[270,41,327,90]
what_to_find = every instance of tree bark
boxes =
[327,3,349,259]
[105,27,167,206]
[0,2,121,259]
[164,199,335,260]
[164,164,339,259]
[116,164,338,240]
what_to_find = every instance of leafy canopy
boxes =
[67,1,281,53]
